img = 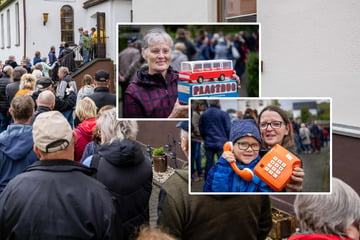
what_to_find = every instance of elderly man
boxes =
[0,95,37,193]
[158,121,272,240]
[30,90,55,124]
[0,111,121,239]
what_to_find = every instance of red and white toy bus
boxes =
[178,59,235,83]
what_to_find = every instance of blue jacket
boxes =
[0,124,38,193]
[199,106,231,150]
[203,156,274,192]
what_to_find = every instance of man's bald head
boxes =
[36,90,55,109]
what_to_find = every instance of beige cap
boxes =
[32,111,73,153]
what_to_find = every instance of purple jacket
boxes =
[123,66,178,118]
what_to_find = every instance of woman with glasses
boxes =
[123,28,189,118]
[258,105,304,191]
[203,119,274,192]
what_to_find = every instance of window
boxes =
[1,14,4,49]
[60,5,74,44]
[15,2,20,46]
[6,9,10,48]
[219,0,257,22]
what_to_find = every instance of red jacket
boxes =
[289,233,352,240]
[74,118,96,162]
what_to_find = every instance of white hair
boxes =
[142,28,173,53]
[97,108,138,143]
[294,178,360,238]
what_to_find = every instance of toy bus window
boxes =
[223,61,232,69]
[193,63,203,72]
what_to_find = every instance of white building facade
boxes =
[0,0,132,64]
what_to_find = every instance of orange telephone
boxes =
[223,142,254,181]
[254,144,301,191]
[223,142,301,191]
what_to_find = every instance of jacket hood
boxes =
[0,125,35,161]
[62,74,73,83]
[133,65,178,87]
[77,118,96,139]
[98,139,146,167]
[80,85,95,95]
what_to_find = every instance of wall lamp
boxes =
[43,13,49,26]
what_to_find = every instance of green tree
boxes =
[246,52,259,97]
[227,108,236,114]
[301,107,312,124]
[317,102,330,120]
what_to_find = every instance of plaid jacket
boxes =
[123,66,178,118]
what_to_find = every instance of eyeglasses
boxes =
[236,141,260,151]
[259,121,286,130]
[149,48,171,56]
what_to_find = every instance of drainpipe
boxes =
[22,0,26,59]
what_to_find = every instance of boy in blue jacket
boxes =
[203,119,274,192]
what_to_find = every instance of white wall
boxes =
[83,0,132,61]
[0,2,24,63]
[132,0,217,22]
[25,1,84,62]
[258,0,360,129]
[0,0,132,65]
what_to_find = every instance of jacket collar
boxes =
[25,159,95,176]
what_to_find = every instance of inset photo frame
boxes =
[117,23,260,120]
[189,97,331,195]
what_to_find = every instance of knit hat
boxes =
[229,119,261,144]
[33,111,73,153]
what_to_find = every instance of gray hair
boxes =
[13,66,27,81]
[294,178,360,237]
[97,108,138,143]
[142,28,173,52]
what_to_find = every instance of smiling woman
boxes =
[258,105,304,192]
[123,28,188,119]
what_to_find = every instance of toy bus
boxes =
[178,59,235,83]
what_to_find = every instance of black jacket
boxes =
[31,90,76,112]
[0,75,11,113]
[88,87,116,111]
[0,160,122,240]
[94,140,152,240]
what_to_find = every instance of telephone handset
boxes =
[223,142,254,182]
[223,141,301,191]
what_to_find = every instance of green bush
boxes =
[246,52,259,97]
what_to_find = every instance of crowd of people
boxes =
[0,27,356,240]
[119,27,255,118]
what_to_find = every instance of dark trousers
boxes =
[204,147,223,181]
[191,141,203,175]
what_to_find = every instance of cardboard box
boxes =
[269,208,296,239]
[178,79,238,104]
